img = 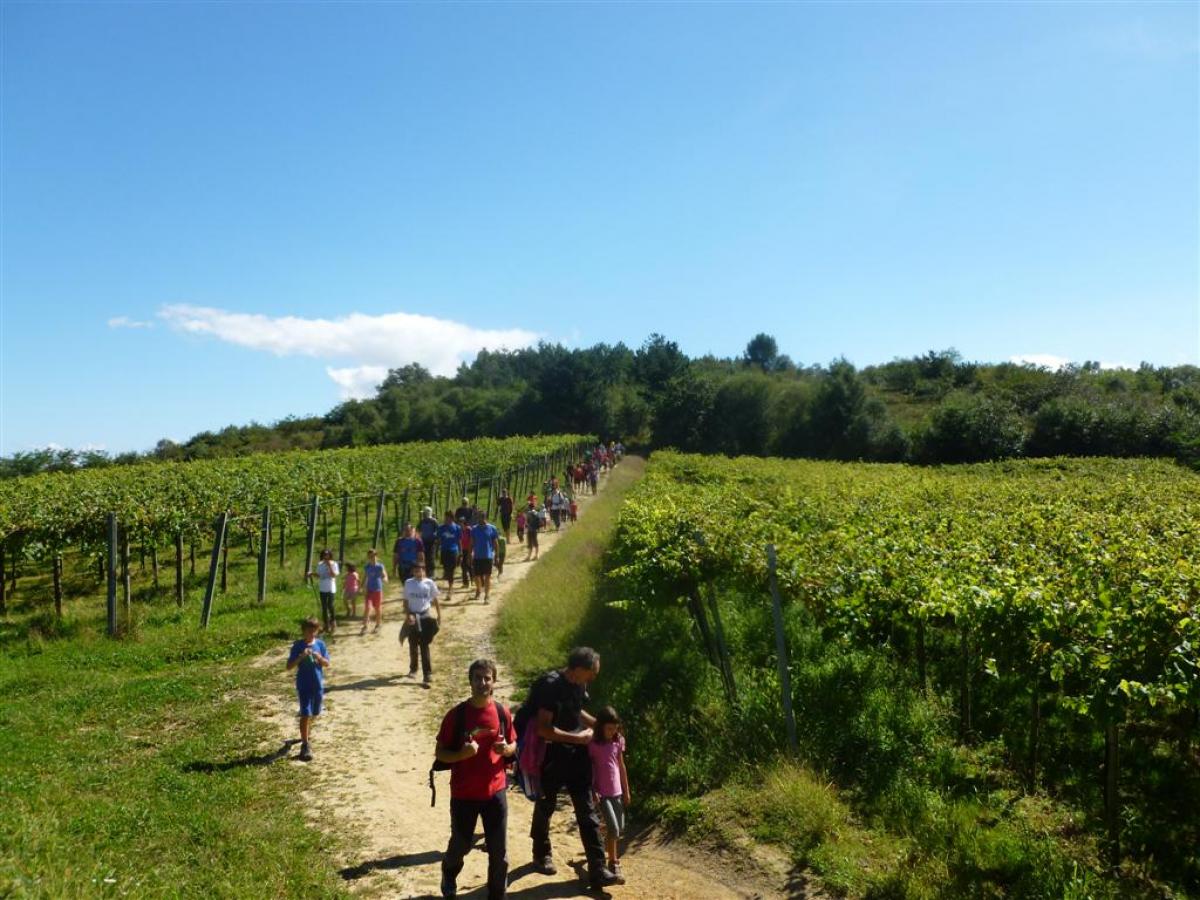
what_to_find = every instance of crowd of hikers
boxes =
[288,441,627,897]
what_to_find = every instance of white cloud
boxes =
[158,304,541,398]
[326,366,391,400]
[108,316,155,329]
[1010,353,1071,370]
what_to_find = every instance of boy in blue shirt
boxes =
[470,512,500,604]
[286,616,331,762]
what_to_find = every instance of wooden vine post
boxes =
[337,494,349,564]
[0,542,5,618]
[706,580,737,705]
[1104,720,1121,866]
[303,495,319,579]
[120,527,131,626]
[959,622,972,742]
[219,528,229,594]
[52,556,63,619]
[106,514,119,636]
[916,618,927,692]
[175,533,184,608]
[1028,668,1041,791]
[766,544,798,755]
[200,513,228,629]
[372,491,385,551]
[257,506,271,605]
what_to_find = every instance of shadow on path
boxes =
[183,740,299,773]
[325,674,424,693]
[339,849,442,880]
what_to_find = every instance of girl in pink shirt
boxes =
[343,564,360,621]
[588,706,630,881]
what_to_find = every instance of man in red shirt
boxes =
[436,658,517,899]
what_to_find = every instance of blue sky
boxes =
[2,1,1197,454]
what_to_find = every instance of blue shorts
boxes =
[599,796,625,837]
[297,688,323,717]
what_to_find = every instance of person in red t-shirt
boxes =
[436,658,518,900]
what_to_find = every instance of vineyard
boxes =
[0,434,591,629]
[608,452,1199,893]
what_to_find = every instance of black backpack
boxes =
[512,670,560,738]
[428,700,512,806]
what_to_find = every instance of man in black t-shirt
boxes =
[528,647,620,890]
[417,506,439,574]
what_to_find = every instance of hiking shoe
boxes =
[610,863,625,883]
[590,867,621,889]
[440,872,456,898]
[423,675,433,689]
[298,742,312,762]
[534,856,557,876]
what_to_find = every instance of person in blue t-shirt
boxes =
[393,523,424,581]
[470,512,500,604]
[286,617,331,762]
[436,511,463,598]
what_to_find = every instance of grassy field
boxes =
[0,533,360,897]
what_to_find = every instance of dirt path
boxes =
[256,468,796,899]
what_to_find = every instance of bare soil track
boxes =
[253,470,802,899]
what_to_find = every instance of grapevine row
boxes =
[0,435,592,559]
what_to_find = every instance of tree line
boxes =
[5,336,1198,477]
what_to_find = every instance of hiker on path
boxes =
[496,489,514,541]
[455,496,473,526]
[308,549,339,633]
[589,706,631,882]
[524,503,542,561]
[528,647,620,890]
[459,519,474,588]
[435,658,517,900]
[550,489,568,530]
[360,548,388,634]
[495,532,507,581]
[418,506,440,574]
[436,511,462,599]
[343,563,360,622]
[400,559,441,686]
[393,523,424,582]
[285,616,330,762]
[470,511,499,603]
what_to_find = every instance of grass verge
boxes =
[492,456,646,683]
[1,545,356,897]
